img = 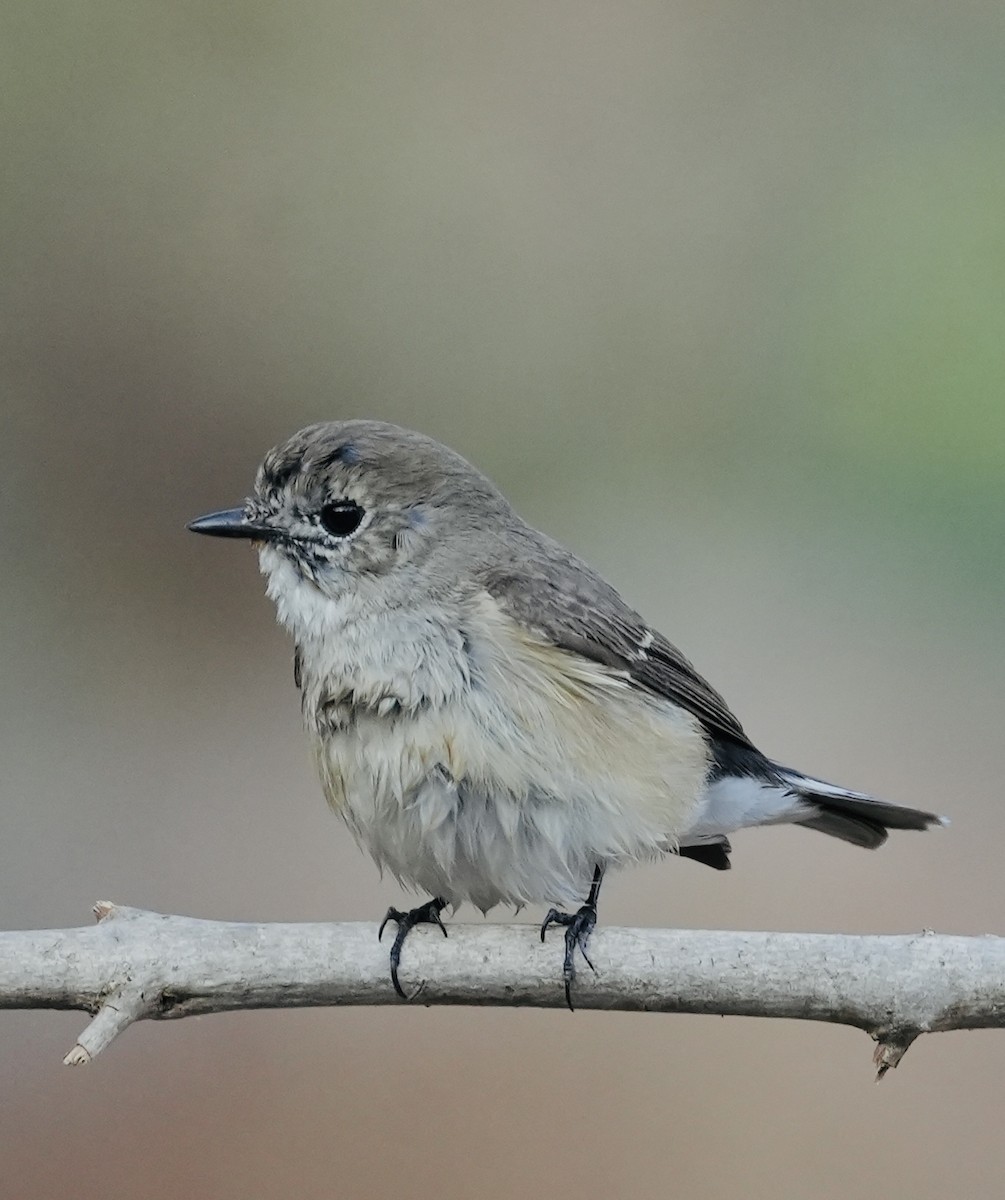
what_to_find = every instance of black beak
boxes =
[187,507,280,541]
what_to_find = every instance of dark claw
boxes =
[540,902,598,1011]
[378,898,448,999]
[377,908,397,943]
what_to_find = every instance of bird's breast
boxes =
[301,592,711,910]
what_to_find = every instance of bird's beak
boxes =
[187,507,281,541]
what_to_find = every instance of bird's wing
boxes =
[482,540,757,753]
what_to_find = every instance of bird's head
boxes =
[188,419,516,639]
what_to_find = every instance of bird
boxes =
[188,419,945,1006]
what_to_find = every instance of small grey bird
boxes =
[189,420,945,1005]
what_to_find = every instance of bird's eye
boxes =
[319,500,365,538]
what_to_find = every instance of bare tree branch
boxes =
[2,903,1002,1075]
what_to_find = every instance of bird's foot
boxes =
[378,897,448,999]
[540,901,598,1011]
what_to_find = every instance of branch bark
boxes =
[3,903,1002,1076]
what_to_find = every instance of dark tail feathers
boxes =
[778,767,947,850]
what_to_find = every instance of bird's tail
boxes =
[777,767,948,849]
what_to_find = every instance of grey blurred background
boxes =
[3,2,1004,1197]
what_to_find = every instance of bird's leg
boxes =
[540,865,605,1010]
[378,897,448,999]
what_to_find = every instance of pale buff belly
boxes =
[293,587,711,911]
[312,683,710,913]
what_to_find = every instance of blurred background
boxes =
[3,2,1004,1196]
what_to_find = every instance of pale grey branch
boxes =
[2,903,1002,1075]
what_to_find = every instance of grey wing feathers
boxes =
[481,533,946,852]
[482,536,756,752]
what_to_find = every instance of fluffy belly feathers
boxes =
[310,612,710,911]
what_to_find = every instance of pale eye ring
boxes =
[319,500,364,538]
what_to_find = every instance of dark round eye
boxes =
[319,500,364,538]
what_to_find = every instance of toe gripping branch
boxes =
[378,897,448,999]
[540,865,605,1011]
